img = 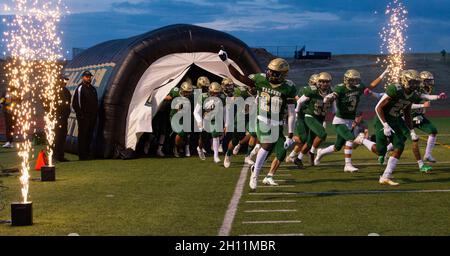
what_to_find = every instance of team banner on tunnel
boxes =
[63,63,116,142]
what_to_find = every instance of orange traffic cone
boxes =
[35,150,48,171]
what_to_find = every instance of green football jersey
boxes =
[249,73,297,122]
[383,84,421,122]
[197,92,226,118]
[169,87,194,118]
[168,87,181,98]
[302,86,332,121]
[333,83,366,120]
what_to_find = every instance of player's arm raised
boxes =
[364,68,389,98]
[420,92,448,101]
[369,68,389,89]
[219,48,255,88]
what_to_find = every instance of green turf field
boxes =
[1,118,450,236]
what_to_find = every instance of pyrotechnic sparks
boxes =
[3,0,65,203]
[380,0,409,84]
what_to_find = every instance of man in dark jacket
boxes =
[1,90,14,148]
[53,75,72,162]
[72,71,98,160]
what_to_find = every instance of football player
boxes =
[221,51,297,190]
[356,70,445,185]
[194,82,226,163]
[168,81,194,157]
[313,69,383,172]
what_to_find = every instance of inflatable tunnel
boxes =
[63,24,263,158]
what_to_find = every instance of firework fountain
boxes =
[380,0,409,83]
[3,0,64,225]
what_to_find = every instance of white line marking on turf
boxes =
[258,185,295,188]
[249,189,450,196]
[245,200,297,204]
[243,220,302,224]
[218,164,250,236]
[264,161,450,169]
[250,192,297,196]
[307,161,450,167]
[259,174,292,177]
[258,179,288,182]
[244,209,297,213]
[241,234,304,236]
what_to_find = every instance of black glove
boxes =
[218,45,228,61]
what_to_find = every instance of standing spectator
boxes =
[53,75,72,162]
[72,71,98,160]
[1,91,14,148]
[441,49,447,62]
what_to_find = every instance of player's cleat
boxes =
[294,158,304,169]
[224,155,231,168]
[285,156,294,163]
[244,156,255,165]
[419,164,432,174]
[214,156,221,164]
[379,176,399,186]
[354,133,365,145]
[185,145,191,157]
[249,165,258,190]
[262,176,279,186]
[2,142,13,148]
[173,147,180,158]
[424,155,437,163]
[314,149,323,166]
[344,164,359,173]
[378,156,385,165]
[197,147,206,161]
[309,152,315,166]
[157,148,165,157]
[233,144,241,155]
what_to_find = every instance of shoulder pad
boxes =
[310,86,318,91]
[337,83,344,87]
[173,87,179,91]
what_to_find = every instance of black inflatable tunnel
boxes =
[63,24,263,158]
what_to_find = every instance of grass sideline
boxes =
[0,117,450,235]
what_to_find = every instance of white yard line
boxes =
[263,161,450,169]
[245,200,297,204]
[218,164,250,236]
[259,174,292,177]
[243,220,302,224]
[250,192,297,196]
[258,185,296,188]
[258,179,289,183]
[249,189,450,196]
[244,209,298,213]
